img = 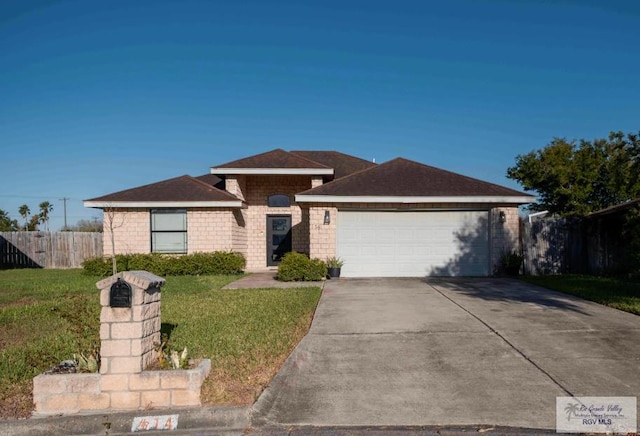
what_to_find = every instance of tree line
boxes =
[507,131,639,217]
[0,202,53,231]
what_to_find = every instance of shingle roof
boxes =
[290,150,377,179]
[212,148,332,170]
[84,175,240,204]
[588,198,640,217]
[194,173,223,188]
[298,158,531,198]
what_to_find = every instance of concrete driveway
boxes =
[251,278,640,430]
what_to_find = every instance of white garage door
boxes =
[337,210,489,277]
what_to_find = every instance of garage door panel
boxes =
[337,211,489,277]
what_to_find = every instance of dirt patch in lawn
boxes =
[0,323,37,350]
[201,322,310,406]
[0,382,33,420]
[0,297,36,308]
[201,356,284,406]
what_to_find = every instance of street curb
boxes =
[0,406,250,436]
[249,425,557,435]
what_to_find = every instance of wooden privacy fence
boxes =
[522,218,566,275]
[0,232,103,269]
[521,217,587,275]
[521,214,631,275]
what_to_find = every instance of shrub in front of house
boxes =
[81,254,131,276]
[194,251,246,275]
[498,250,524,276]
[82,251,246,277]
[276,252,327,282]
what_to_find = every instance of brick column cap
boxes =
[96,271,166,291]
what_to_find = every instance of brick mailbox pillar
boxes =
[33,270,210,415]
[97,271,165,375]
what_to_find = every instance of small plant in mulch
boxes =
[45,348,100,374]
[499,250,524,276]
[150,333,191,370]
[75,350,100,373]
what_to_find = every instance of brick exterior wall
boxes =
[225,175,249,258]
[102,209,150,255]
[103,208,242,256]
[187,209,236,253]
[231,209,248,258]
[490,206,520,273]
[239,175,317,270]
[311,176,323,188]
[308,205,337,261]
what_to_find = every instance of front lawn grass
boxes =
[520,274,640,315]
[0,269,321,418]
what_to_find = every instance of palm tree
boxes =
[0,208,19,231]
[27,215,41,231]
[564,402,580,421]
[18,204,30,230]
[39,201,53,231]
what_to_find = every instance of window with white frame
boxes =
[151,209,187,253]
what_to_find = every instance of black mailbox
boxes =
[110,278,132,308]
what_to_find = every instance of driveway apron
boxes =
[250,278,640,430]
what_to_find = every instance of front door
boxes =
[267,215,292,266]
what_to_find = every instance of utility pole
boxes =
[60,197,69,230]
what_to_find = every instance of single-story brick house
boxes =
[84,149,534,277]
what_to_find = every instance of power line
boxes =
[0,194,84,201]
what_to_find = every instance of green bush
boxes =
[498,250,524,276]
[82,251,246,277]
[276,252,327,282]
[81,256,116,276]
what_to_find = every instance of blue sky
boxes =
[1,0,639,231]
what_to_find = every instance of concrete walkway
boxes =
[251,278,640,431]
[223,271,326,289]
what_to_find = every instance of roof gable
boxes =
[194,173,223,188]
[84,175,242,208]
[290,150,377,179]
[210,149,333,175]
[296,157,534,203]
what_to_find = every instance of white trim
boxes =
[295,195,536,204]
[527,210,549,223]
[84,201,243,208]
[210,168,333,175]
[337,207,491,212]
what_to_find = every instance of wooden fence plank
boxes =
[0,232,103,269]
[521,218,568,275]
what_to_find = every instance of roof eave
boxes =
[210,168,334,176]
[587,198,640,217]
[295,195,537,204]
[84,200,244,208]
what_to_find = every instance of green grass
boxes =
[0,269,100,304]
[0,269,322,418]
[520,274,640,315]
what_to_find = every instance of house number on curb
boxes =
[132,414,179,432]
[109,278,132,308]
